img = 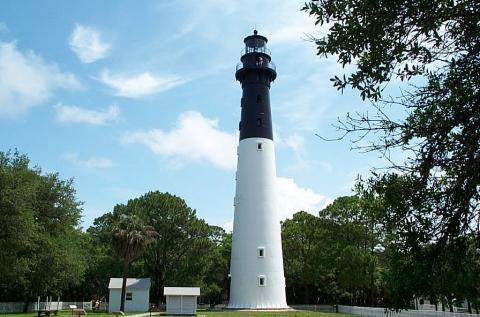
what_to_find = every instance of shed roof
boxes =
[164,287,200,296]
[108,278,151,289]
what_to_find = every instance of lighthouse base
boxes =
[226,304,291,310]
[226,307,293,311]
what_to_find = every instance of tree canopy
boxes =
[302,1,479,306]
[0,150,87,304]
[86,191,230,305]
[303,0,479,239]
[282,195,385,306]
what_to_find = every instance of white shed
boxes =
[164,287,200,315]
[108,278,150,312]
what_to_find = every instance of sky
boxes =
[0,0,392,231]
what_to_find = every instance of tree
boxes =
[99,191,222,305]
[111,216,158,312]
[81,213,123,301]
[321,195,385,306]
[130,192,216,304]
[282,211,325,304]
[303,0,479,307]
[0,150,87,307]
[201,229,231,306]
[302,0,479,243]
[359,174,480,309]
[282,201,385,306]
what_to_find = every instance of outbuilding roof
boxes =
[108,278,151,289]
[164,287,200,296]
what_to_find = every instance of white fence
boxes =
[0,301,103,313]
[34,301,63,311]
[0,303,27,313]
[338,305,480,317]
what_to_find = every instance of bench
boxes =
[69,305,78,315]
[112,311,124,317]
[72,309,87,317]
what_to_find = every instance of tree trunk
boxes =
[304,284,310,304]
[120,260,129,312]
[447,296,454,313]
[370,262,375,306]
[153,273,161,305]
[23,300,30,313]
[467,300,472,314]
[154,275,165,306]
[153,265,166,305]
[159,284,165,305]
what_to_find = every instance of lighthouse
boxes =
[228,30,288,309]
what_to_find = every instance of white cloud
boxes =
[98,70,186,98]
[266,3,323,46]
[123,111,237,170]
[84,157,114,168]
[281,132,334,174]
[173,0,238,40]
[285,133,305,154]
[276,176,332,220]
[64,152,113,169]
[55,103,119,125]
[0,41,81,117]
[69,24,110,63]
[222,220,234,233]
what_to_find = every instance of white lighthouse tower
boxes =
[228,30,288,309]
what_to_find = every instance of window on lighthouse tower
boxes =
[258,276,266,286]
[258,247,265,258]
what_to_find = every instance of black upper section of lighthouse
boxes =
[236,30,276,141]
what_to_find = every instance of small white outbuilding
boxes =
[164,287,200,315]
[108,278,150,312]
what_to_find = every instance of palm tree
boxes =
[111,216,158,312]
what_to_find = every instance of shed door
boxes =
[182,296,196,314]
[167,296,181,314]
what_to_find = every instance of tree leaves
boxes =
[0,150,86,301]
[302,0,480,295]
[282,197,384,305]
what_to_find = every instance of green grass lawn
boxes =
[0,311,137,317]
[1,310,350,317]
[199,310,347,317]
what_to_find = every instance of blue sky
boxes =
[0,0,392,230]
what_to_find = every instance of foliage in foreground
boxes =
[303,0,479,310]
